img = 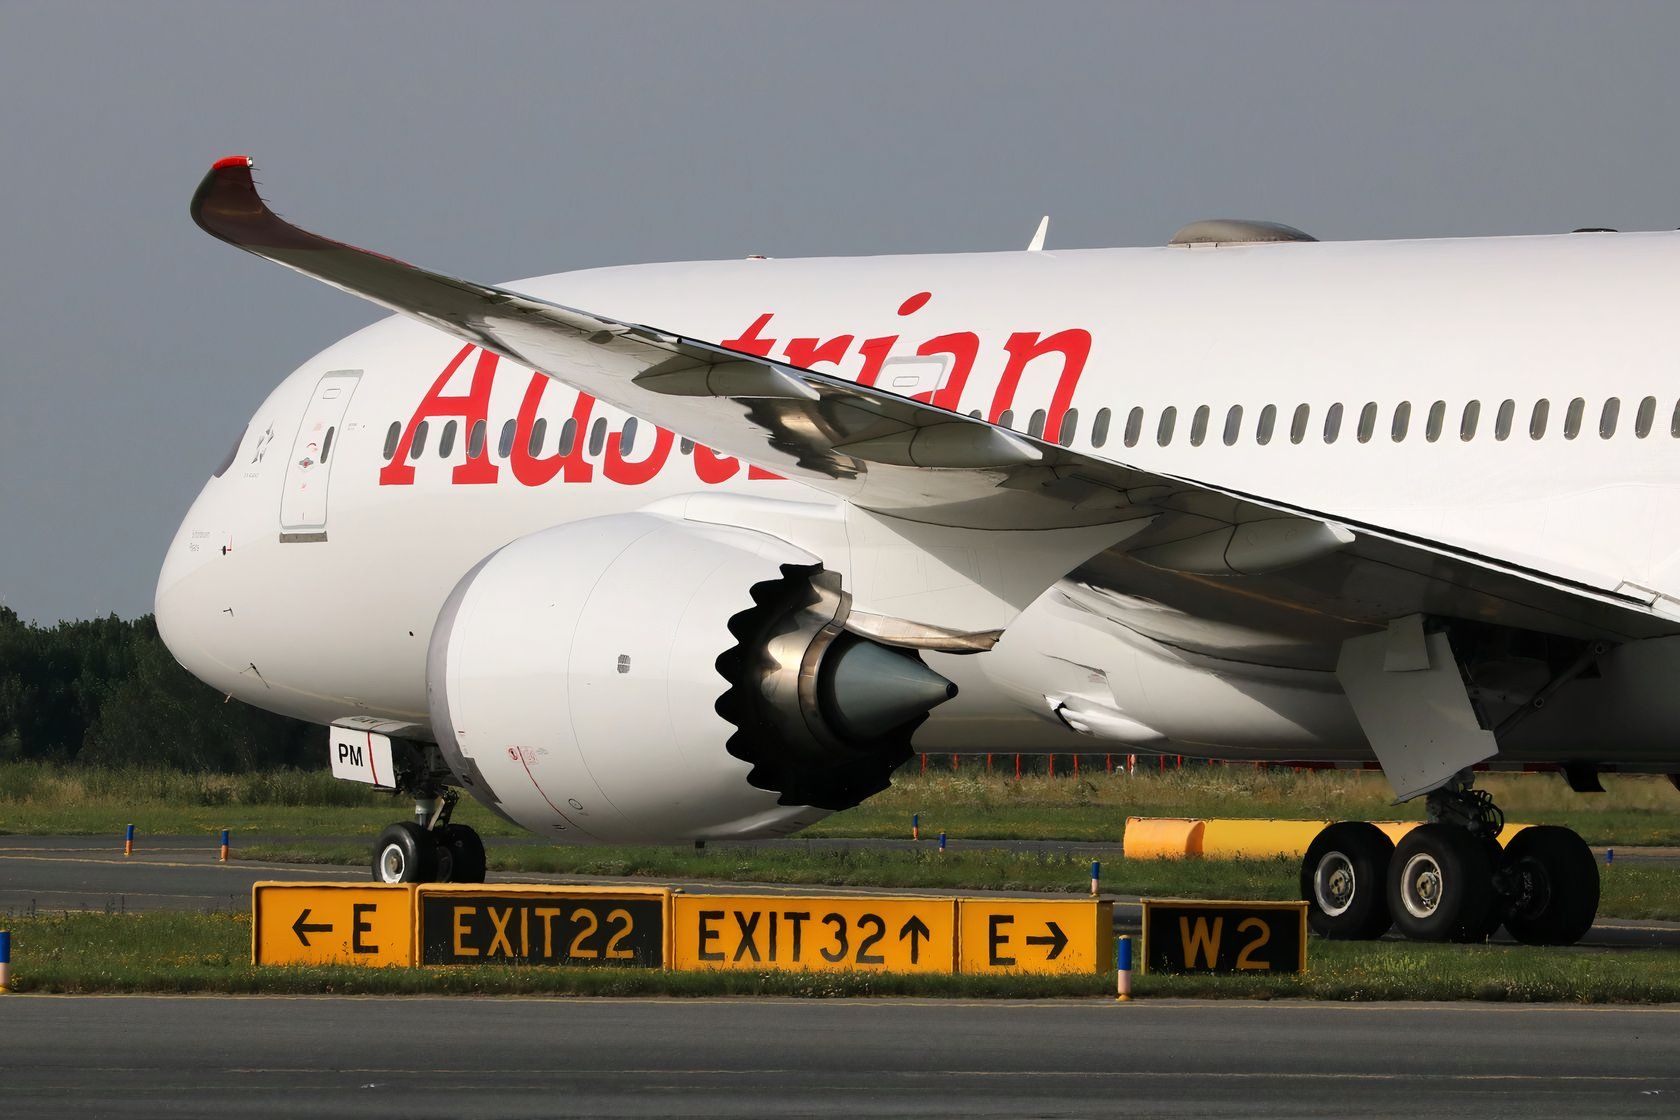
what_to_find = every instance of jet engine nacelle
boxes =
[426,513,954,843]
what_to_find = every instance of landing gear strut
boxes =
[1300,772,1599,945]
[371,788,486,884]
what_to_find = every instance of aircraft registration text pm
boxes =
[1140,898,1308,975]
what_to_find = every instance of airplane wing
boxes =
[191,157,1680,646]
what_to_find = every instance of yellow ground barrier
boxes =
[1198,819,1332,860]
[1122,817,1205,859]
[1128,818,1538,860]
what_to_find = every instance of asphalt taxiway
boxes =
[3,995,1676,1119]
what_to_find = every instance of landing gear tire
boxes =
[1472,835,1512,942]
[1301,822,1394,940]
[1387,822,1496,943]
[372,822,437,884]
[1502,826,1599,946]
[436,824,486,884]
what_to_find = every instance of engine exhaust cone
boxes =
[818,636,957,741]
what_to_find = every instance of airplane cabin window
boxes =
[1323,403,1343,443]
[498,419,517,458]
[1028,409,1047,438]
[589,417,607,456]
[529,418,547,456]
[1092,408,1112,447]
[1636,396,1657,438]
[558,418,578,456]
[622,417,639,454]
[1426,400,1446,442]
[1257,404,1277,445]
[1391,401,1411,442]
[680,437,695,455]
[468,419,486,459]
[1356,402,1377,444]
[1530,399,1549,439]
[1564,397,1585,439]
[1460,400,1480,441]
[381,422,400,462]
[1190,405,1210,447]
[1000,410,1015,430]
[438,420,457,458]
[1223,405,1244,446]
[1290,404,1310,444]
[1672,401,1680,437]
[1494,399,1515,441]
[1124,407,1144,447]
[1059,408,1079,445]
[1600,398,1620,439]
[320,426,336,464]
[1157,406,1177,446]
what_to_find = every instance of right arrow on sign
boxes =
[1025,921,1068,960]
[898,916,931,963]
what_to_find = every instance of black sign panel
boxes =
[1141,900,1306,974]
[420,893,664,967]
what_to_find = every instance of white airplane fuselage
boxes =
[158,230,1680,801]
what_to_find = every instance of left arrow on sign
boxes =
[1025,921,1068,960]
[291,908,334,946]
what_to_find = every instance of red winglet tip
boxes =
[212,155,253,171]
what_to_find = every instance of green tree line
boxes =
[0,607,317,770]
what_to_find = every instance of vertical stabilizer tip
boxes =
[212,155,253,171]
[1027,215,1049,252]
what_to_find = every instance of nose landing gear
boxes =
[371,789,486,884]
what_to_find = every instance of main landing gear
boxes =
[1300,773,1598,945]
[371,789,486,884]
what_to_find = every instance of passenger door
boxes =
[280,370,361,541]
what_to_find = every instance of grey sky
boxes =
[4,0,1679,623]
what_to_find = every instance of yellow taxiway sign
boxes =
[673,894,957,972]
[957,898,1114,974]
[252,882,416,967]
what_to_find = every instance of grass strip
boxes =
[5,912,1679,1002]
[4,764,1678,845]
[237,842,1680,923]
[810,770,1680,846]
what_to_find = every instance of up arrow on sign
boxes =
[291,908,333,946]
[898,915,932,963]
